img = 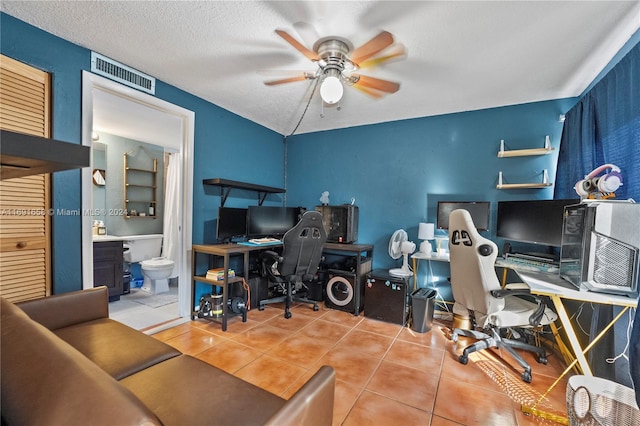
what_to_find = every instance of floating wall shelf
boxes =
[203,178,285,207]
[497,136,554,158]
[497,169,553,190]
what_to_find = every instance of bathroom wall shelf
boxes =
[497,169,553,189]
[497,136,554,158]
[203,178,285,207]
[124,153,158,219]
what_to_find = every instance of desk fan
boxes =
[566,375,640,425]
[388,229,415,277]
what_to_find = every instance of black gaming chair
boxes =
[259,210,327,319]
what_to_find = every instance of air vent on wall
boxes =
[91,52,155,94]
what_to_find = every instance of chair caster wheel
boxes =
[521,371,532,383]
[258,305,264,311]
[458,354,468,365]
[538,356,548,365]
[313,304,319,311]
[284,311,292,319]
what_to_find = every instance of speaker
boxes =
[325,272,365,314]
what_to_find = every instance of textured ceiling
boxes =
[2,1,639,136]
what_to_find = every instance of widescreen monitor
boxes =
[216,207,247,241]
[247,206,300,238]
[496,199,580,247]
[437,201,490,231]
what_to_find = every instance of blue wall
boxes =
[285,99,576,295]
[1,13,284,294]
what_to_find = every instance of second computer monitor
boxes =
[247,206,300,238]
[437,201,490,231]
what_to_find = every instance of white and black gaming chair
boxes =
[448,209,558,382]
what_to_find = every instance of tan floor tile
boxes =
[356,317,404,337]
[298,318,352,342]
[431,414,466,426]
[231,323,290,351]
[398,323,450,350]
[264,311,317,332]
[441,344,508,393]
[313,346,381,388]
[195,339,262,374]
[162,326,219,355]
[366,360,438,411]
[321,308,365,327]
[331,380,362,426]
[191,316,260,337]
[245,306,281,323]
[266,333,336,367]
[343,390,431,426]
[234,354,307,396]
[151,321,192,341]
[434,376,517,425]
[335,329,394,358]
[385,338,444,375]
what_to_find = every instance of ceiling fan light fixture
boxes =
[320,69,343,104]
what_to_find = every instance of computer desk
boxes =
[515,270,637,377]
[412,252,637,376]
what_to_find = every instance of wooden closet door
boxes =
[0,54,51,302]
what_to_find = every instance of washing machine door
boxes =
[326,275,354,307]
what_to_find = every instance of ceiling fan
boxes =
[264,28,405,104]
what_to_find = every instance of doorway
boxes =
[81,72,194,332]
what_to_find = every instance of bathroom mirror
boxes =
[92,169,106,186]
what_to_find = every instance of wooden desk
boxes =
[191,243,279,331]
[192,242,374,329]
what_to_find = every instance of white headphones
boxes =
[574,164,623,197]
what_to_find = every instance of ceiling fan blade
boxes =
[275,29,320,62]
[352,85,384,99]
[264,75,310,86]
[350,31,394,64]
[292,22,320,48]
[352,74,400,94]
[358,44,407,69]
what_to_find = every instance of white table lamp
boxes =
[418,222,435,255]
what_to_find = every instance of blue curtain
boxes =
[555,41,640,201]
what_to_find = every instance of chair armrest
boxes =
[490,288,546,327]
[16,286,109,330]
[265,365,335,426]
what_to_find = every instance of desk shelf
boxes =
[203,178,285,207]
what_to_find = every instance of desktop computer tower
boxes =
[560,200,640,298]
[315,205,358,243]
[364,270,411,325]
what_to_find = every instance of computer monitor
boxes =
[216,207,247,242]
[246,206,300,238]
[497,199,580,247]
[437,201,490,231]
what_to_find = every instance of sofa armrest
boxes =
[265,365,335,426]
[16,286,109,330]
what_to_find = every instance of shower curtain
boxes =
[163,152,181,277]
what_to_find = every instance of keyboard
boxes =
[496,256,559,273]
[248,238,281,245]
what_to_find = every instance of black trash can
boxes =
[411,288,436,333]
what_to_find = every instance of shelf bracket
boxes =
[220,187,231,207]
[497,169,552,189]
[258,192,267,206]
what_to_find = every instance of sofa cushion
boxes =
[121,355,286,426]
[54,317,182,380]
[17,285,110,330]
[1,298,162,426]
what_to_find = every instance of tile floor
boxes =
[109,286,181,332]
[150,302,571,425]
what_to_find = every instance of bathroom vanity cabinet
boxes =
[93,241,124,302]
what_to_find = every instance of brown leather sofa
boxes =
[1,286,335,425]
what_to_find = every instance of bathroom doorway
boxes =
[81,72,194,333]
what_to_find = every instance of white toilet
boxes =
[140,257,174,294]
[122,234,175,294]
